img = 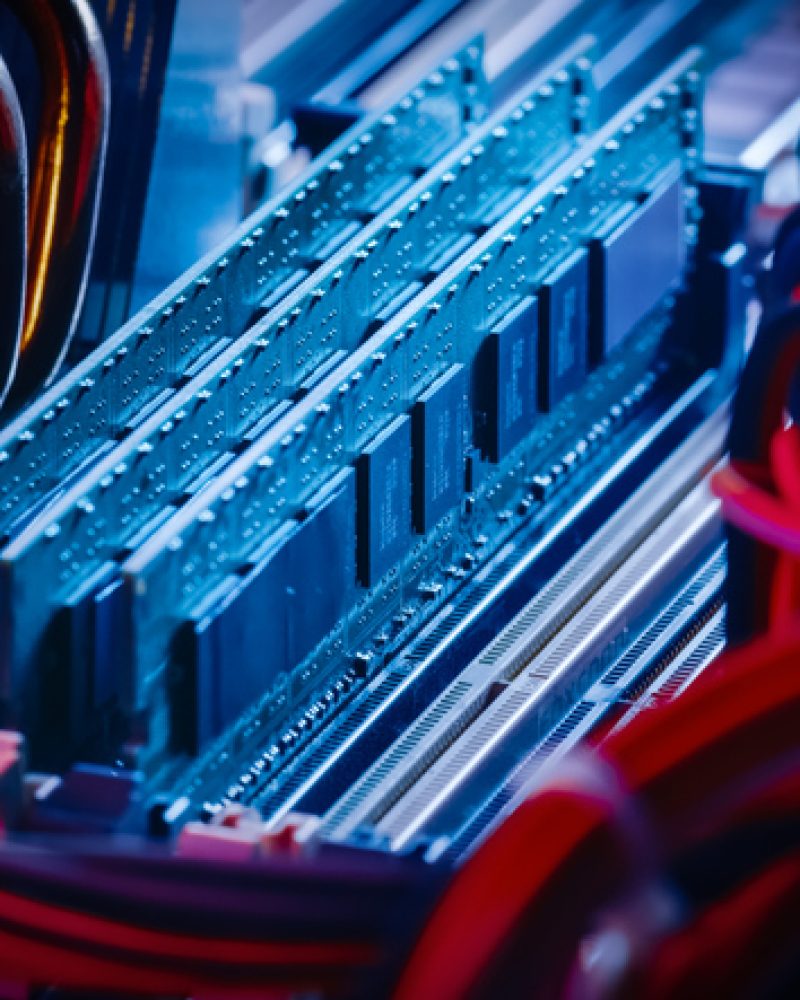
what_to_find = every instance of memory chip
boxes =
[412,365,468,534]
[475,296,537,462]
[178,522,296,750]
[538,247,589,410]
[590,174,686,361]
[357,415,412,588]
[93,576,130,710]
[285,468,355,665]
[176,470,356,751]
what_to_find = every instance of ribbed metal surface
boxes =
[376,481,719,848]
[320,409,725,841]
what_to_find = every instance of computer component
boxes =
[0,3,797,998]
[0,39,595,766]
[113,50,703,792]
[0,38,486,534]
[320,414,725,851]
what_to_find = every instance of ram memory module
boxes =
[112,52,701,777]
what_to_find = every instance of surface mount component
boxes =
[590,171,688,361]
[538,246,589,409]
[412,364,469,535]
[476,296,538,463]
[357,416,413,589]
[174,469,357,750]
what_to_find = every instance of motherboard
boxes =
[0,2,799,996]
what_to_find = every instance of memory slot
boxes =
[1,49,701,767]
[0,41,596,761]
[216,375,712,828]
[319,409,726,843]
[0,41,487,537]
[105,50,703,765]
[595,585,724,735]
[367,480,720,852]
[443,557,726,864]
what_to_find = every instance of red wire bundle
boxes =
[394,623,800,999]
[0,890,376,997]
[714,424,800,632]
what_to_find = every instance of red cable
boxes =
[764,427,800,630]
[0,887,373,969]
[769,426,800,505]
[712,466,800,554]
[634,852,800,999]
[0,929,303,997]
[394,626,800,1000]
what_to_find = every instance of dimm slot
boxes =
[317,407,725,842]
[443,564,725,863]
[371,481,719,851]
[184,373,718,821]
